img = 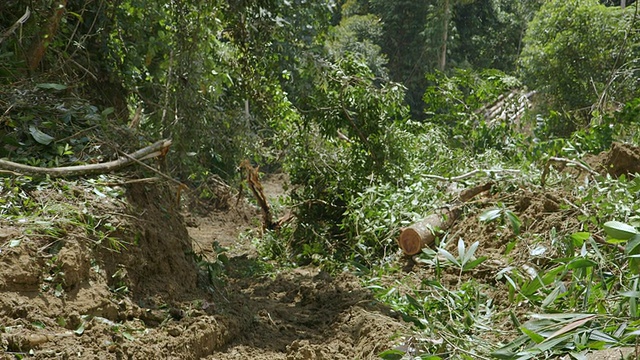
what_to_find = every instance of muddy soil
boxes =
[0,174,405,359]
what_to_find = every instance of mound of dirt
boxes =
[589,142,640,177]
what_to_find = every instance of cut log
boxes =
[398,182,493,255]
[398,209,459,255]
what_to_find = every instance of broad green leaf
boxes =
[571,232,590,247]
[588,329,618,343]
[405,294,423,310]
[541,285,562,308]
[75,323,85,335]
[625,234,640,255]
[462,240,480,265]
[458,237,466,259]
[122,332,135,341]
[567,258,597,269]
[619,291,640,298]
[9,239,21,247]
[603,221,637,240]
[378,349,404,360]
[542,314,595,343]
[479,208,502,222]
[530,333,571,352]
[29,125,55,145]
[101,107,115,116]
[491,334,529,359]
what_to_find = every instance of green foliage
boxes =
[423,69,526,156]
[453,0,543,71]
[285,56,410,264]
[520,0,640,122]
[326,13,388,79]
[479,204,522,235]
[368,275,495,358]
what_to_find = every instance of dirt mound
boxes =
[589,142,640,177]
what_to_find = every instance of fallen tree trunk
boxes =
[0,139,171,178]
[398,182,493,255]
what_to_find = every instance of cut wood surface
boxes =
[0,139,171,178]
[398,182,493,255]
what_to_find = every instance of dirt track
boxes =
[0,175,405,359]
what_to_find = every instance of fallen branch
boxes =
[541,157,598,187]
[0,139,171,178]
[398,182,493,255]
[423,169,520,182]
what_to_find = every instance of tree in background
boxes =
[325,0,388,80]
[519,0,639,133]
[361,0,540,119]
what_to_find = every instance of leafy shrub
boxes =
[284,56,411,264]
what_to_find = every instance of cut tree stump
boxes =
[398,182,493,255]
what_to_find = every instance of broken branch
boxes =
[0,139,171,178]
[423,169,520,182]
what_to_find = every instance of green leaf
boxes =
[29,125,55,145]
[32,320,46,329]
[571,232,591,247]
[9,239,21,247]
[122,331,135,341]
[542,314,595,343]
[36,83,68,90]
[378,349,405,360]
[567,258,597,269]
[479,208,502,222]
[405,294,423,311]
[461,240,479,265]
[491,334,529,359]
[463,256,487,271]
[505,210,521,235]
[101,107,115,117]
[438,248,460,267]
[619,291,640,298]
[75,323,85,335]
[520,325,545,343]
[458,237,466,260]
[603,221,637,240]
[626,234,640,255]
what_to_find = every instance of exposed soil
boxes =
[0,173,405,359]
[1,142,638,359]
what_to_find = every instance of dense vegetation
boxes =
[1,0,640,358]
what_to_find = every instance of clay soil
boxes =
[0,174,405,359]
[1,142,639,359]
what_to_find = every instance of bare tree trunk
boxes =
[439,0,450,72]
[621,0,626,9]
[27,0,68,71]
